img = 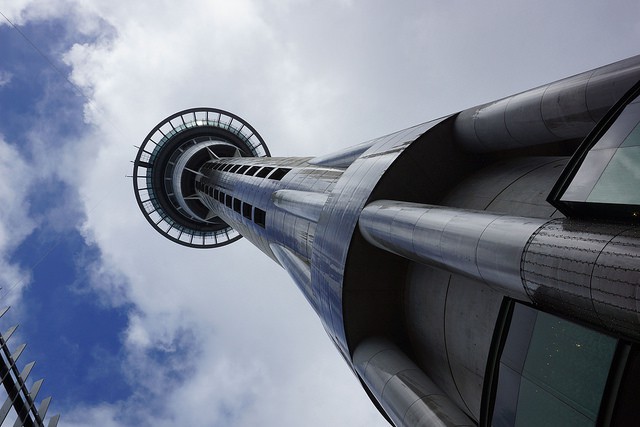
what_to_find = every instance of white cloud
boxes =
[0,137,37,306]
[0,70,12,87]
[2,0,640,426]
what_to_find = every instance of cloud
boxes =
[0,136,37,305]
[0,70,12,87]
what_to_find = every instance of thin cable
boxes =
[0,10,89,101]
[0,10,124,300]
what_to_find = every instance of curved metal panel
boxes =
[269,243,316,310]
[353,337,473,427]
[505,86,556,145]
[311,118,447,358]
[591,228,640,338]
[272,190,329,223]
[540,70,594,139]
[359,201,545,299]
[522,220,640,341]
[453,54,640,152]
[309,140,377,169]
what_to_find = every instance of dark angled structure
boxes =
[0,308,58,427]
[133,55,640,426]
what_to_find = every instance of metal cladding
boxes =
[359,201,640,342]
[0,309,58,427]
[353,337,473,427]
[454,54,640,152]
[358,201,547,299]
[132,55,640,426]
[522,221,640,340]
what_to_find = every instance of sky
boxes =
[0,1,638,426]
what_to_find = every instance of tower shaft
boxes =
[134,56,640,426]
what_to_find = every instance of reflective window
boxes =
[551,84,640,219]
[492,304,617,427]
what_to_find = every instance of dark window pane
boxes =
[242,202,252,219]
[268,168,291,181]
[245,166,260,176]
[256,167,274,178]
[500,304,537,373]
[492,305,617,427]
[514,377,593,427]
[492,364,521,427]
[254,208,266,227]
[522,313,616,420]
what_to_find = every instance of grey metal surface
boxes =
[453,54,640,152]
[311,118,447,359]
[271,190,328,222]
[360,200,640,342]
[269,243,316,309]
[443,275,504,420]
[353,337,473,427]
[309,140,378,169]
[358,201,545,299]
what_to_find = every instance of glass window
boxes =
[254,208,266,227]
[586,147,640,204]
[245,166,261,176]
[268,168,291,181]
[256,166,274,178]
[492,304,617,427]
[242,202,252,220]
[551,85,640,219]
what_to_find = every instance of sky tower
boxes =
[133,56,640,426]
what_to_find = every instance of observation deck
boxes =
[132,108,270,248]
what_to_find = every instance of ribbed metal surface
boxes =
[522,221,640,340]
